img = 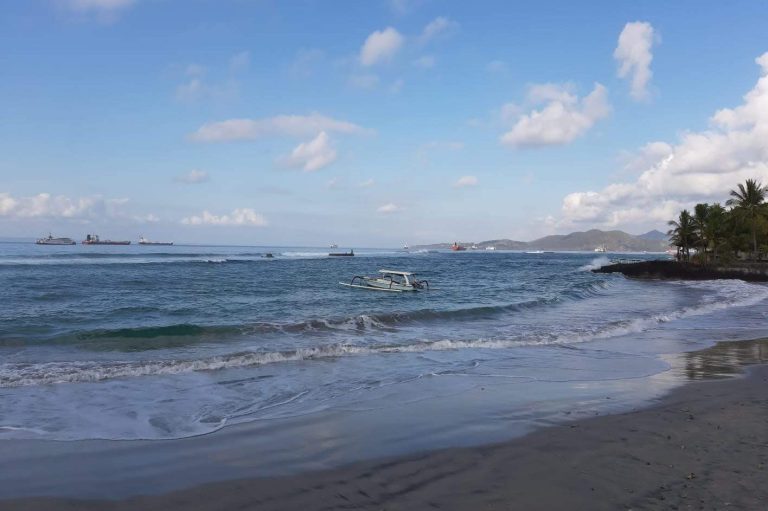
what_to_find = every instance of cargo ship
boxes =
[138,236,173,246]
[36,233,76,245]
[82,234,131,245]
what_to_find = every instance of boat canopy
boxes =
[379,269,413,276]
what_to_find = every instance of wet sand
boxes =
[4,339,768,511]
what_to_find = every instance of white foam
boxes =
[578,256,611,271]
[3,279,766,388]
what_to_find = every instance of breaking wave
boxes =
[3,279,766,387]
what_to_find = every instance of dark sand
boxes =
[5,357,768,510]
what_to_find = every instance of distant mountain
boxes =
[527,229,667,252]
[413,229,669,252]
[636,229,668,242]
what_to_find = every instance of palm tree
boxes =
[692,203,710,263]
[703,203,728,263]
[668,209,696,262]
[726,179,766,258]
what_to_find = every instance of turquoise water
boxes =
[1,243,767,442]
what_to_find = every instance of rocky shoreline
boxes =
[593,259,768,282]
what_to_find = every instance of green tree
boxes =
[726,179,766,259]
[668,209,696,262]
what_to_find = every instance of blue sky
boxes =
[2,0,768,246]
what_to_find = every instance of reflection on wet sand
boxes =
[665,338,768,380]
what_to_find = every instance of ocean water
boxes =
[1,243,768,445]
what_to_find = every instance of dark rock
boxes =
[593,260,768,282]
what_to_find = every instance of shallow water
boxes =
[1,243,768,443]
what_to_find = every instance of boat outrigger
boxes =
[340,269,429,292]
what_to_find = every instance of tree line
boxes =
[667,179,767,264]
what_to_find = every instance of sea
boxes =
[1,243,768,455]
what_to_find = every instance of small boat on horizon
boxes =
[329,243,339,249]
[35,233,76,245]
[451,242,466,252]
[485,246,496,251]
[594,245,607,253]
[82,234,131,246]
[340,269,429,292]
[138,236,173,246]
[403,243,409,250]
[329,249,354,257]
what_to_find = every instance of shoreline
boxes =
[3,338,768,511]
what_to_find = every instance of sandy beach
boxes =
[4,339,767,511]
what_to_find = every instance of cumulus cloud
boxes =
[557,52,768,231]
[190,113,367,142]
[377,203,401,214]
[454,175,478,188]
[614,21,657,101]
[360,27,404,66]
[500,82,611,148]
[181,208,267,227]
[174,169,209,184]
[419,17,459,44]
[0,192,129,220]
[280,131,337,172]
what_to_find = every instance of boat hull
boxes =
[36,238,76,245]
[82,241,131,245]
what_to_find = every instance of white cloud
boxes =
[185,64,206,77]
[190,113,367,142]
[348,73,380,89]
[413,55,436,68]
[181,208,267,227]
[557,52,768,231]
[360,27,405,66]
[419,17,459,44]
[500,83,611,148]
[487,60,507,73]
[175,78,206,102]
[359,179,375,188]
[614,21,657,101]
[229,51,250,73]
[0,192,129,220]
[377,203,401,214]
[65,0,134,20]
[454,175,478,188]
[290,48,325,77]
[280,131,337,172]
[175,169,209,184]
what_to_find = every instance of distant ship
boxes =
[35,233,75,245]
[82,234,131,245]
[329,243,339,249]
[403,243,409,250]
[451,242,466,251]
[138,236,173,246]
[594,245,607,253]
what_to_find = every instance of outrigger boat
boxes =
[340,269,429,292]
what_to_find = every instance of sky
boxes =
[2,0,768,246]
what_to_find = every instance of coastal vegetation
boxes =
[667,179,767,264]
